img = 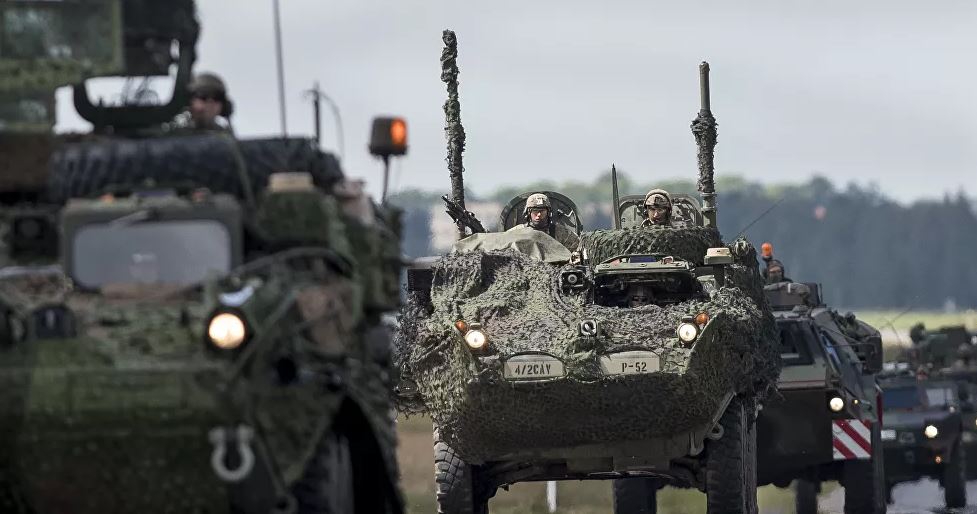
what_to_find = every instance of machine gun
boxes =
[442,194,485,234]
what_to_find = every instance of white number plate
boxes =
[503,355,565,380]
[600,351,661,375]
[880,429,896,441]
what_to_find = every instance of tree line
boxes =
[389,173,977,310]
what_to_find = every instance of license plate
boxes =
[881,429,896,441]
[503,355,565,380]
[600,351,661,375]
[964,432,976,443]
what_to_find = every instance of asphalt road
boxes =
[813,479,977,514]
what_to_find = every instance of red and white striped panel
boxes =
[832,419,872,460]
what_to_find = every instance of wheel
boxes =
[434,429,489,514]
[705,396,758,514]
[793,479,819,514]
[841,421,886,514]
[291,430,355,514]
[612,477,660,514]
[944,440,967,509]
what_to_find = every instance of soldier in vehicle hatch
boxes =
[641,189,673,227]
[177,72,234,131]
[514,192,580,250]
[764,259,793,285]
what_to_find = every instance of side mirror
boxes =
[369,117,408,159]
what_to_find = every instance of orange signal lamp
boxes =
[390,118,408,147]
[761,242,773,258]
[695,312,710,326]
[454,320,468,333]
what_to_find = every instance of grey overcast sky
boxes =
[60,0,977,203]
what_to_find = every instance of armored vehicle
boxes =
[751,249,886,514]
[397,35,777,514]
[908,323,977,477]
[878,369,967,508]
[1,1,406,512]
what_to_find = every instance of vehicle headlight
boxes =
[677,323,698,343]
[924,425,939,439]
[464,329,487,350]
[829,396,845,412]
[207,312,247,349]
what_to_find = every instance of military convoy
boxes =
[1,1,406,512]
[753,245,886,514]
[396,32,778,514]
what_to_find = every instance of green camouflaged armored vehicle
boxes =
[397,46,778,514]
[878,368,966,508]
[753,248,886,514]
[1,1,406,512]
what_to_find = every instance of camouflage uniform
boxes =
[641,189,674,227]
[509,193,580,250]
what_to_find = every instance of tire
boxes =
[705,396,758,514]
[793,479,819,514]
[434,430,489,514]
[944,440,967,509]
[841,421,886,514]
[612,477,660,514]
[291,430,355,514]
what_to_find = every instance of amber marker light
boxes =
[454,320,468,333]
[390,118,408,147]
[695,312,710,326]
[761,242,773,259]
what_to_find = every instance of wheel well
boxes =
[330,398,403,514]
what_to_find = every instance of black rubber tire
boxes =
[291,430,355,514]
[793,479,819,514]
[842,421,886,514]
[944,440,967,509]
[434,431,489,514]
[705,396,758,514]
[47,135,343,202]
[612,477,660,514]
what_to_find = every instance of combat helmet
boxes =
[644,189,672,209]
[188,72,233,117]
[523,193,551,216]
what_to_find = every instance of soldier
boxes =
[765,259,793,285]
[183,72,234,131]
[514,193,580,250]
[641,189,673,227]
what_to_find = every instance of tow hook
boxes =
[208,425,256,482]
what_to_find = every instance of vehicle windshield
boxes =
[72,220,232,288]
[594,269,704,308]
[777,321,816,366]
[883,387,923,409]
[925,386,956,407]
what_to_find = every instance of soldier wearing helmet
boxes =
[641,189,673,227]
[179,72,234,131]
[512,192,580,250]
[764,259,793,285]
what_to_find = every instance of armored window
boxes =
[924,387,956,408]
[776,321,815,366]
[71,220,232,289]
[882,386,924,409]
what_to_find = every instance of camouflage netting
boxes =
[396,227,778,463]
[580,225,723,265]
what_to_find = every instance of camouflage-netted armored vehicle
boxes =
[752,249,886,514]
[397,36,778,514]
[1,2,406,513]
